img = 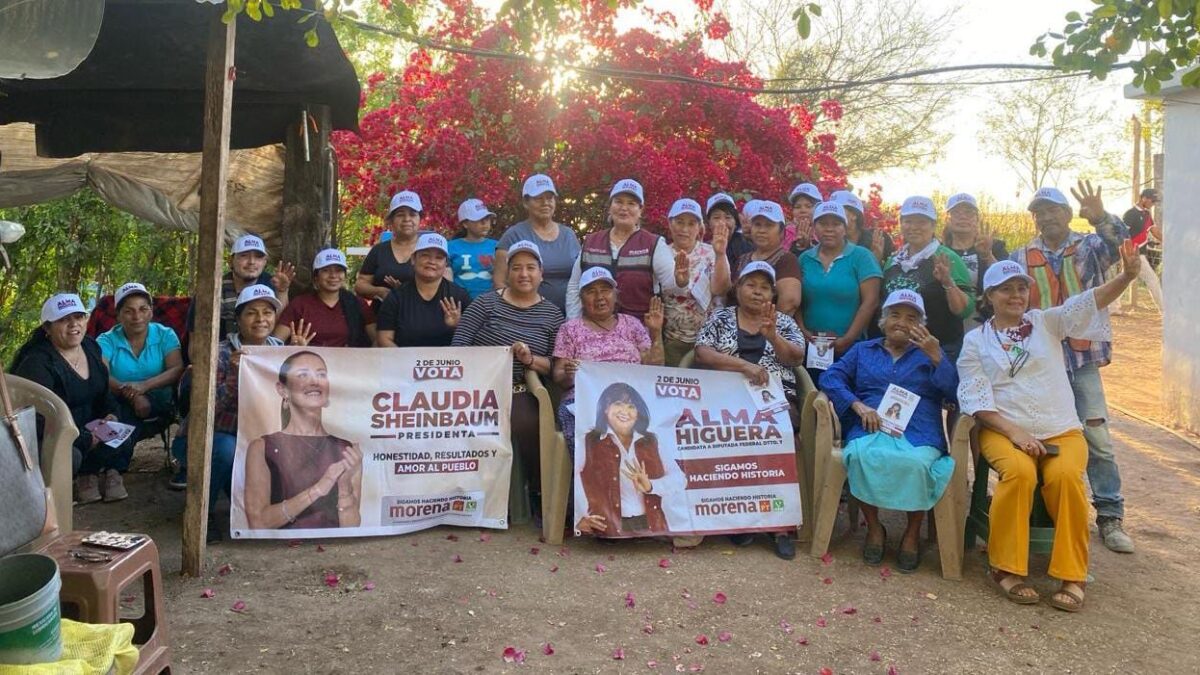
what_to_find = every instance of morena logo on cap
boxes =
[232,234,267,255]
[831,190,864,214]
[738,260,776,282]
[609,179,644,203]
[812,201,847,223]
[506,240,543,263]
[115,282,150,308]
[788,182,823,204]
[668,198,702,220]
[899,196,937,220]
[457,199,496,222]
[415,232,449,254]
[522,174,557,197]
[705,193,735,214]
[746,200,785,224]
[388,190,423,214]
[1028,187,1070,210]
[313,248,348,270]
[946,193,978,211]
[882,288,926,315]
[580,266,617,289]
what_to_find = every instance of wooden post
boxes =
[1131,115,1142,199]
[281,104,334,294]
[181,11,236,577]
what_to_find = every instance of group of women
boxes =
[12,174,1144,613]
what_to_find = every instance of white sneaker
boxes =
[76,474,102,504]
[102,469,128,502]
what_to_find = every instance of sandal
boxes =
[897,547,920,574]
[862,526,886,566]
[1047,582,1085,613]
[989,570,1040,605]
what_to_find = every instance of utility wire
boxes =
[324,11,1130,96]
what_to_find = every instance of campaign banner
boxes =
[573,362,802,538]
[230,346,512,539]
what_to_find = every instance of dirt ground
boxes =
[76,295,1200,674]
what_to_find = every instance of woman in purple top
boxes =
[243,351,364,530]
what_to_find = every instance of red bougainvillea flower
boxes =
[658,558,671,568]
[870,651,882,662]
[625,592,636,609]
[333,4,848,239]
[717,631,732,643]
[200,588,215,599]
[712,592,727,605]
[613,648,626,660]
[695,634,708,646]
[363,581,376,591]
[324,572,339,589]
[230,600,246,613]
[502,646,526,664]
[217,563,233,576]
[541,643,555,656]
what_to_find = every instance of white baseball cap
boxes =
[831,190,864,215]
[313,248,348,271]
[946,192,978,212]
[609,178,644,204]
[881,289,926,317]
[235,284,281,312]
[1027,187,1070,211]
[387,190,423,215]
[522,174,557,198]
[738,260,776,283]
[115,282,151,308]
[41,293,87,323]
[506,240,543,264]
[705,192,736,214]
[812,201,847,224]
[899,196,937,221]
[231,234,267,256]
[580,266,617,290]
[668,198,703,220]
[745,200,786,224]
[983,260,1034,292]
[414,232,449,256]
[457,198,496,223]
[788,182,823,205]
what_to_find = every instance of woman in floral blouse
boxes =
[661,198,732,366]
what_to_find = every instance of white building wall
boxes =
[1160,89,1200,433]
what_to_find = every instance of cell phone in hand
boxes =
[1043,443,1060,456]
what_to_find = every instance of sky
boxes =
[471,0,1142,209]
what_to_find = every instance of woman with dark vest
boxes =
[565,178,687,321]
[576,382,688,537]
[243,350,363,530]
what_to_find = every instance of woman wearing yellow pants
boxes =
[957,243,1140,612]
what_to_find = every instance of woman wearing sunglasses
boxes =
[955,244,1141,613]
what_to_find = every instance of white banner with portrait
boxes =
[573,362,802,538]
[230,346,512,539]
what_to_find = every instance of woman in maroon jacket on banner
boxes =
[576,382,688,537]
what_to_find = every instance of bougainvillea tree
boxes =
[334,0,855,241]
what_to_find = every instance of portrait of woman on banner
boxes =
[243,351,364,529]
[576,382,690,537]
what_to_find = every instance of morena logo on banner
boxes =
[654,374,702,400]
[412,358,464,381]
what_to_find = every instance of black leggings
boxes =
[511,391,542,495]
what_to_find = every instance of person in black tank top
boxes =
[243,351,364,530]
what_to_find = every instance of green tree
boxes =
[721,0,957,175]
[1034,1,1200,92]
[0,190,194,362]
[977,75,1116,198]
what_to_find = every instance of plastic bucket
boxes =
[0,554,63,665]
